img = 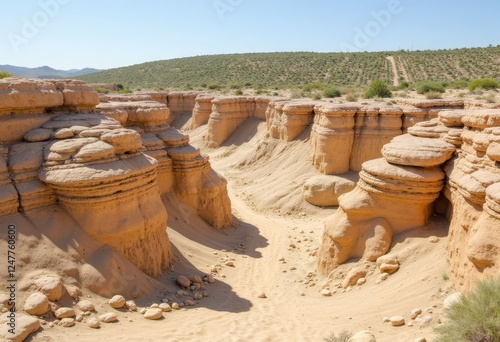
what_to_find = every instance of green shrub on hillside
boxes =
[364,80,392,98]
[303,82,324,92]
[118,88,133,94]
[344,93,358,102]
[468,78,499,92]
[323,87,342,98]
[0,71,13,79]
[208,83,221,90]
[417,81,445,94]
[425,91,443,99]
[435,277,500,342]
[93,87,110,94]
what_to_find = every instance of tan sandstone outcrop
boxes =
[267,101,316,141]
[318,106,500,292]
[97,100,232,228]
[206,96,272,147]
[185,94,216,130]
[167,92,203,116]
[443,109,500,290]
[31,113,171,278]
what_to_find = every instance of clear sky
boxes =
[1,0,499,70]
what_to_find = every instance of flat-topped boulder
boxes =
[158,128,190,148]
[407,118,450,138]
[462,109,500,129]
[382,134,456,167]
[438,110,468,127]
[0,77,63,115]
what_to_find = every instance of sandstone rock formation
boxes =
[205,96,272,147]
[0,78,233,295]
[317,106,500,291]
[97,100,232,229]
[167,92,203,116]
[267,100,315,141]
[186,94,216,130]
[303,174,357,207]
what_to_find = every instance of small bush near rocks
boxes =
[435,276,500,342]
[364,80,392,98]
[93,87,110,94]
[323,87,342,98]
[468,78,499,92]
[323,330,352,342]
[344,93,358,102]
[0,71,13,79]
[425,91,443,99]
[417,81,445,94]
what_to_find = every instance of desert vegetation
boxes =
[0,71,12,79]
[78,47,500,94]
[435,277,500,342]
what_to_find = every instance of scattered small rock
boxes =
[54,307,76,319]
[88,318,101,329]
[258,293,267,299]
[144,308,163,320]
[415,315,433,327]
[193,292,203,300]
[207,275,215,284]
[383,317,390,323]
[429,236,439,243]
[159,303,172,312]
[376,255,400,274]
[24,292,50,316]
[109,295,126,309]
[64,285,82,300]
[342,268,367,288]
[171,303,180,310]
[150,303,160,309]
[189,275,203,284]
[60,318,75,327]
[99,313,118,323]
[357,278,366,286]
[33,275,64,301]
[415,337,427,342]
[184,300,195,307]
[176,276,191,288]
[320,289,332,297]
[225,261,234,267]
[411,308,423,319]
[390,316,405,327]
[125,300,137,311]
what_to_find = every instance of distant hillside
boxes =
[0,65,102,79]
[77,48,500,90]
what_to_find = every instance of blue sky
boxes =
[1,0,499,70]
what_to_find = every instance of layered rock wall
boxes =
[0,78,233,285]
[167,92,202,116]
[205,96,272,147]
[317,106,500,291]
[97,100,233,229]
